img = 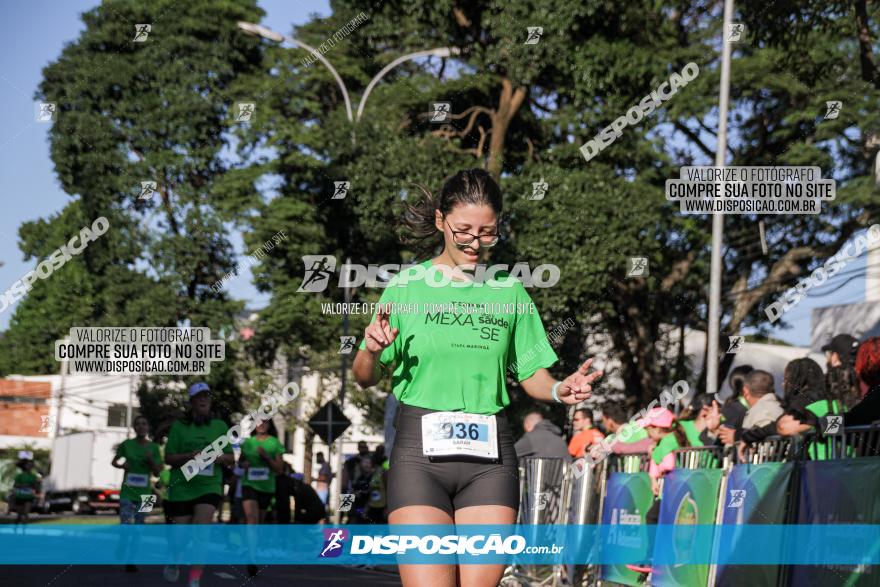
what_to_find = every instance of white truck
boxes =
[42,431,127,514]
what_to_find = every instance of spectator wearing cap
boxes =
[823,334,862,408]
[567,408,605,457]
[514,412,570,460]
[639,407,703,528]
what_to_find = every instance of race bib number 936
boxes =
[421,412,498,460]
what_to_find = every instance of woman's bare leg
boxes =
[389,505,456,587]
[454,505,516,587]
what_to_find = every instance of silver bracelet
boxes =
[551,381,563,403]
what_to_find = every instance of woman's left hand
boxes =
[556,359,603,404]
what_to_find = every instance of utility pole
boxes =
[334,257,353,523]
[55,336,69,437]
[707,0,735,397]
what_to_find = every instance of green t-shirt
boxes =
[165,418,232,501]
[13,471,38,501]
[240,435,284,494]
[805,399,845,461]
[116,438,162,502]
[615,422,649,444]
[358,261,558,415]
[652,420,703,465]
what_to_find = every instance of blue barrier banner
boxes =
[2,524,880,565]
[716,461,793,587]
[654,468,723,587]
[792,458,880,587]
[599,472,654,586]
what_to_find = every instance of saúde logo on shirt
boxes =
[425,306,511,346]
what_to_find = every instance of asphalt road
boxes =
[1,565,403,586]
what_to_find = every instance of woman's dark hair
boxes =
[784,357,827,411]
[602,403,627,424]
[257,418,279,438]
[401,169,503,258]
[727,364,754,400]
[671,420,690,449]
[687,393,716,416]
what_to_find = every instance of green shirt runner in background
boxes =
[358,261,558,415]
[13,472,38,501]
[165,419,232,502]
[240,435,284,494]
[115,438,162,502]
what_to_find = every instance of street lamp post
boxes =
[237,21,458,125]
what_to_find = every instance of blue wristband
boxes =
[551,381,563,403]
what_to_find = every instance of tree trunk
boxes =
[302,431,314,484]
[487,78,526,179]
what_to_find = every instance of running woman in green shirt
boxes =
[352,169,603,587]
[239,419,284,578]
[112,415,163,524]
[11,451,40,525]
[162,382,234,587]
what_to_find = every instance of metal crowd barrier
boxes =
[502,423,880,586]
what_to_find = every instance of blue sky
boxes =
[0,0,866,346]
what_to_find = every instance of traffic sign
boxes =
[308,401,351,445]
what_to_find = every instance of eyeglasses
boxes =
[444,217,499,248]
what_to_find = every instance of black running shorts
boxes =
[241,485,273,510]
[164,492,222,518]
[387,403,520,517]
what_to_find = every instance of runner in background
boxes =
[567,408,605,457]
[365,453,387,523]
[314,452,332,505]
[162,382,234,587]
[111,415,162,572]
[10,451,40,527]
[239,419,284,577]
[822,334,862,407]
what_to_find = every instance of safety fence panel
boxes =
[652,466,724,587]
[598,468,654,586]
[714,461,794,587]
[791,457,880,587]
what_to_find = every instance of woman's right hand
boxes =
[363,304,399,354]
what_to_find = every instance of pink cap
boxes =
[636,407,675,428]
